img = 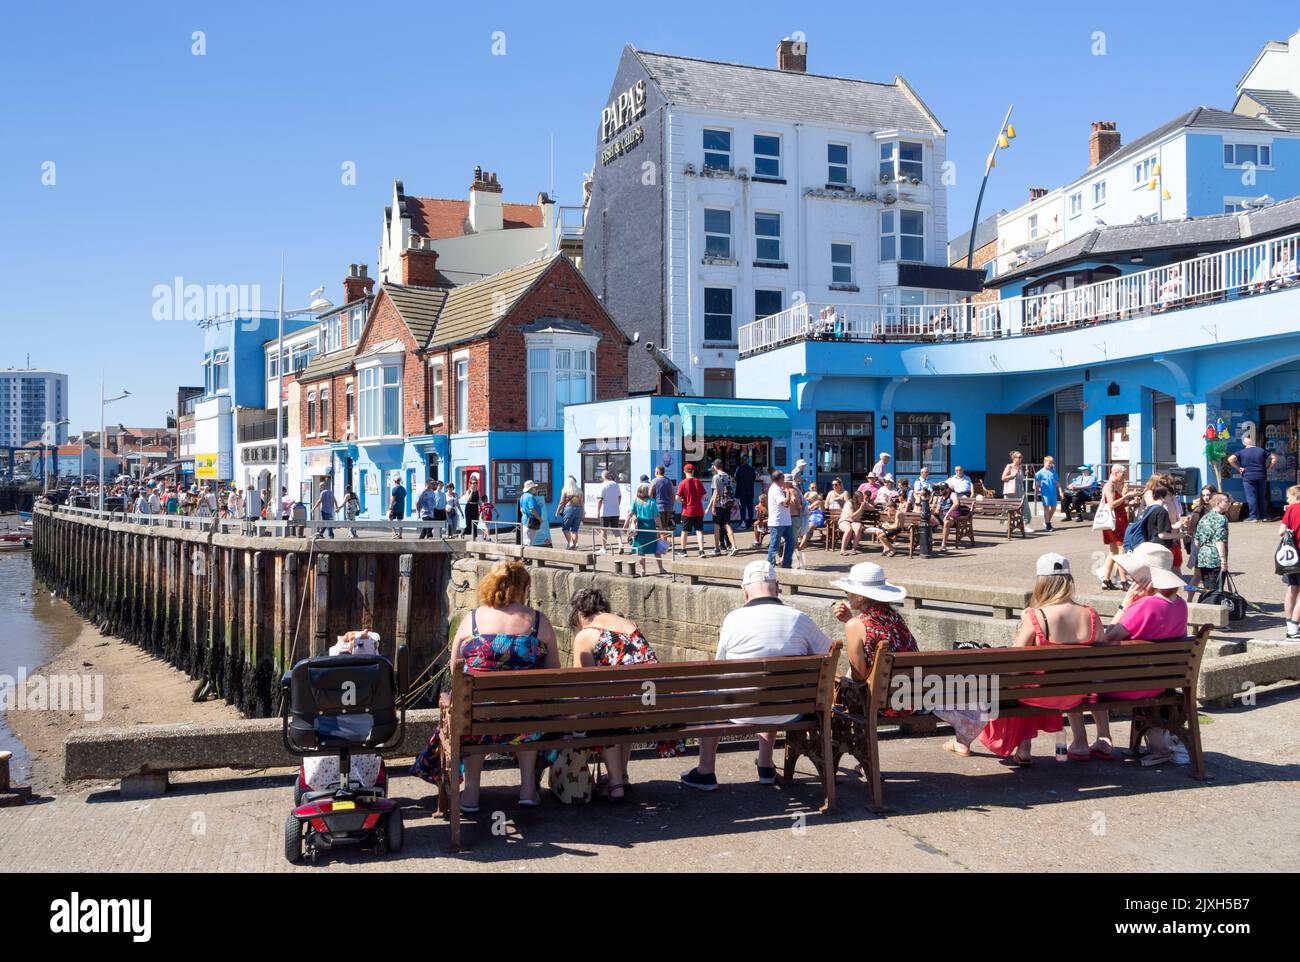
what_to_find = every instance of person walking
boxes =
[389,475,407,539]
[417,479,439,540]
[596,470,622,552]
[676,464,706,557]
[1098,465,1137,589]
[446,483,461,536]
[765,469,797,568]
[624,483,665,576]
[1034,456,1064,531]
[707,459,737,557]
[1279,484,1300,640]
[313,483,337,539]
[342,486,360,538]
[1193,493,1231,598]
[734,456,756,530]
[463,474,482,540]
[1227,434,1277,522]
[650,466,675,542]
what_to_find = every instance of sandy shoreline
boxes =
[5,619,244,797]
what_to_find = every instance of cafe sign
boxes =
[600,79,647,142]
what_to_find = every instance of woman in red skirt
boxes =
[1099,465,1137,589]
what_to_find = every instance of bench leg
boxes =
[1183,692,1206,780]
[448,742,463,851]
[783,737,800,787]
[819,711,836,814]
[865,713,884,812]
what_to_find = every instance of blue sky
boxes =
[2,0,1295,428]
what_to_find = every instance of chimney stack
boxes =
[1029,187,1048,201]
[776,37,807,73]
[469,166,504,233]
[342,263,374,303]
[1088,121,1121,169]
[400,238,441,287]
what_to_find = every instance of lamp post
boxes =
[99,382,131,512]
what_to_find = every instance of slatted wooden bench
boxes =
[434,643,843,848]
[825,626,1210,810]
[971,497,1027,540]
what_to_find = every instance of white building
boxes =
[0,367,68,447]
[377,171,557,287]
[583,40,980,395]
[995,29,1300,278]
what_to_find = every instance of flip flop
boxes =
[1067,751,1093,762]
[1091,746,1117,761]
[518,796,541,807]
[943,738,972,758]
[999,755,1034,767]
[1140,752,1174,768]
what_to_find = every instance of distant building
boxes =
[0,367,68,447]
[997,29,1300,277]
[947,210,1005,304]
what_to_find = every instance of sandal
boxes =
[597,781,626,804]
[1090,743,1117,761]
[1140,752,1174,768]
[999,753,1034,767]
[943,738,972,757]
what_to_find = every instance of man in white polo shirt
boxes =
[681,560,833,791]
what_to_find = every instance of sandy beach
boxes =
[6,619,243,796]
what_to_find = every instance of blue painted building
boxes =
[568,198,1300,514]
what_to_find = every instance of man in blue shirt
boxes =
[1061,465,1098,522]
[417,479,439,540]
[1228,435,1277,522]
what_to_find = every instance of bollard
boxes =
[0,750,33,806]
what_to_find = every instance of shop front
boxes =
[676,402,789,478]
[815,411,874,490]
[894,411,952,480]
[1261,403,1299,509]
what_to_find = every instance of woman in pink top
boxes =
[1095,543,1189,766]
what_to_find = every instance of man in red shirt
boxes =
[1280,483,1300,639]
[677,463,706,558]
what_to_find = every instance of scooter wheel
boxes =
[283,814,304,864]
[386,808,404,854]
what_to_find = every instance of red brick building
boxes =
[296,250,628,519]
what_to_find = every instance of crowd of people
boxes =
[411,541,1224,810]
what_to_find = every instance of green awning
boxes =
[676,402,791,439]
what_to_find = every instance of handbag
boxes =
[546,750,594,805]
[1092,501,1116,531]
[808,508,826,527]
[1275,530,1300,576]
[654,537,669,555]
[1201,571,1248,622]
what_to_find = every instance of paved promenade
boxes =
[2,683,1296,872]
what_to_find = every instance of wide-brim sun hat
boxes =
[829,562,907,603]
[1113,542,1186,591]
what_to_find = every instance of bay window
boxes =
[358,362,401,439]
[880,140,924,182]
[526,335,598,430]
[454,358,469,434]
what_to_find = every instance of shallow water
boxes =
[0,543,85,783]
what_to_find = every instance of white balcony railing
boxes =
[739,228,1300,356]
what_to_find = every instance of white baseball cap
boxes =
[1035,552,1071,577]
[741,560,778,586]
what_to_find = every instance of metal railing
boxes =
[52,504,450,539]
[739,228,1300,355]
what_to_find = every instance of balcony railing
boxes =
[739,228,1300,356]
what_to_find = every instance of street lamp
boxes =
[99,383,131,512]
[275,276,333,509]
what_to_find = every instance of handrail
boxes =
[739,228,1300,355]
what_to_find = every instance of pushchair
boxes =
[281,645,408,864]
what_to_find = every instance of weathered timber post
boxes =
[395,553,413,661]
[313,553,330,657]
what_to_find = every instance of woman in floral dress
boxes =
[569,588,685,801]
[411,560,559,811]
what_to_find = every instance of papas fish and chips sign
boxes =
[600,79,647,165]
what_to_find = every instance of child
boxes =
[752,497,769,549]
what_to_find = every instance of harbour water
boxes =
[0,542,84,783]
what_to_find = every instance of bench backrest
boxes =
[971,498,1021,512]
[447,643,842,741]
[867,626,1209,715]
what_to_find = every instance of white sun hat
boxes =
[1112,542,1186,591]
[829,562,907,603]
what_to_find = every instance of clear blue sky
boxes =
[2,0,1295,429]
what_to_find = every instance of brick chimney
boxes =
[1088,121,1121,168]
[776,37,806,73]
[468,166,504,233]
[1029,187,1048,201]
[400,238,441,287]
[342,263,374,303]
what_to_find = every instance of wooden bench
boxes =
[434,643,843,848]
[829,626,1211,810]
[971,497,1027,540]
